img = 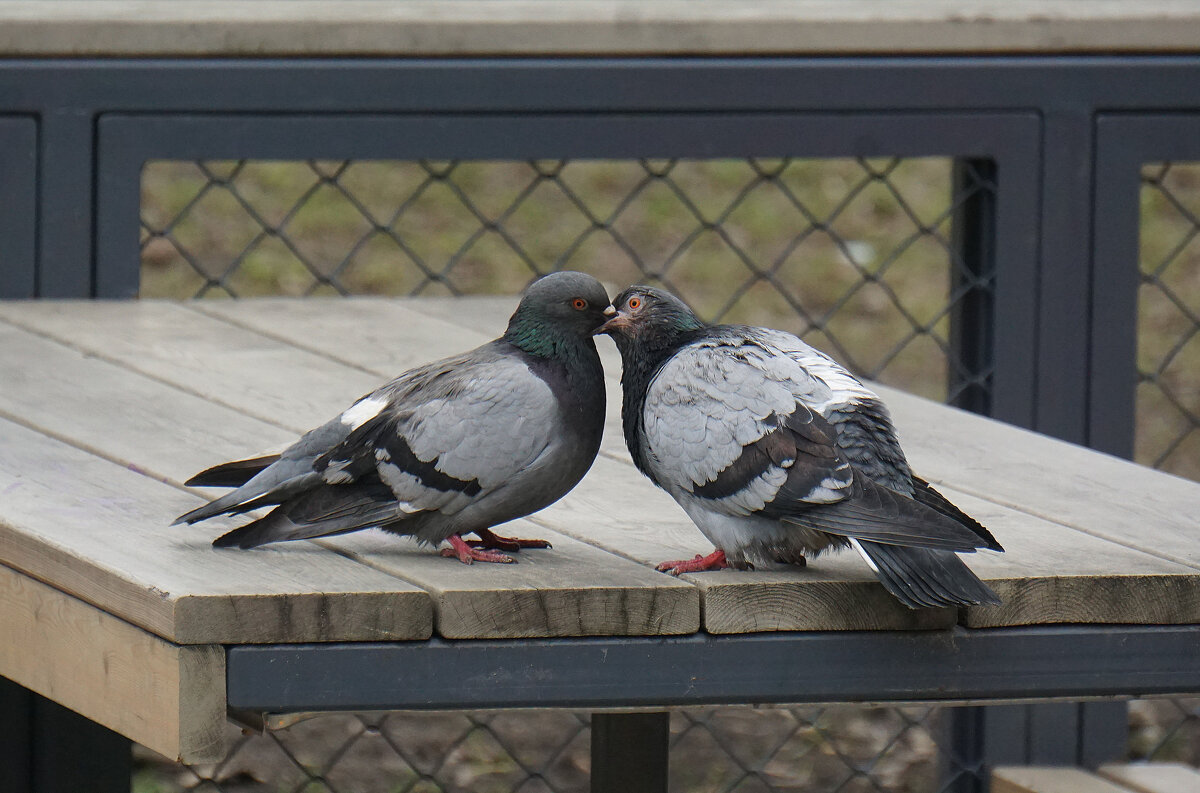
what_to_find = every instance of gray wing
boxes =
[642,332,852,514]
[360,352,559,515]
[750,327,915,492]
[177,346,558,531]
[644,331,987,551]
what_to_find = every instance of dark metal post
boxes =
[591,712,669,793]
[949,158,998,415]
[0,117,38,298]
[0,677,131,793]
[37,110,96,297]
[0,677,33,792]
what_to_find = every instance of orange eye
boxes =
[571,298,588,310]
[628,297,642,309]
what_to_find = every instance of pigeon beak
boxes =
[596,307,629,335]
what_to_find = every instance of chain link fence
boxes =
[140,157,981,404]
[133,156,1198,791]
[1127,161,1200,768]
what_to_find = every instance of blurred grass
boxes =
[1137,163,1200,482]
[141,157,959,403]
[141,157,1199,481]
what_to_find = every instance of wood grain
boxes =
[1098,763,1200,793]
[931,486,1200,627]
[879,384,1200,571]
[0,303,699,639]
[193,298,1200,630]
[0,300,382,432]
[6,299,1198,635]
[193,297,633,459]
[993,767,1136,793]
[324,525,697,638]
[0,563,225,763]
[0,416,432,644]
[197,300,951,630]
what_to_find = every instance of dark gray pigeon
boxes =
[175,271,612,564]
[599,285,1002,608]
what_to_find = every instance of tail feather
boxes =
[779,474,990,553]
[212,509,366,549]
[910,476,1003,551]
[185,455,280,488]
[854,540,1000,609]
[212,479,412,549]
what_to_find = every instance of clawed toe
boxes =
[467,528,552,552]
[443,535,517,564]
[654,550,729,575]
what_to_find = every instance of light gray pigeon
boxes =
[599,285,1002,608]
[175,271,612,564]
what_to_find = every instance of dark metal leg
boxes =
[949,157,998,417]
[1,677,34,791]
[1,677,131,793]
[591,712,669,793]
[945,702,1128,792]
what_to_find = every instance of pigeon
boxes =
[599,285,1002,608]
[175,271,613,564]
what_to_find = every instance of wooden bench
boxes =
[1,295,1199,781]
[994,763,1200,793]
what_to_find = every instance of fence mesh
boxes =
[140,157,986,404]
[132,156,1200,792]
[134,706,967,793]
[1129,161,1200,768]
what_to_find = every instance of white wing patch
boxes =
[340,395,388,430]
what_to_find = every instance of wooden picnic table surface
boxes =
[2,296,1199,763]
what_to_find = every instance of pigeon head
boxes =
[503,271,613,356]
[598,285,706,356]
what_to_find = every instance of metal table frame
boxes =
[4,54,1200,792]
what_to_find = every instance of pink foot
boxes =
[440,534,516,565]
[655,549,729,575]
[465,527,552,552]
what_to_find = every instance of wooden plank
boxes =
[878,385,1200,571]
[0,300,383,432]
[0,563,225,763]
[993,767,1135,793]
[0,318,296,479]
[408,299,1200,571]
[0,416,432,644]
[536,455,1200,630]
[927,487,1200,628]
[0,303,699,639]
[3,2,1200,57]
[193,297,632,459]
[1098,763,1200,793]
[534,454,957,632]
[196,299,1200,629]
[325,527,697,639]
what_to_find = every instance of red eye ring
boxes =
[571,298,588,310]
[628,297,642,309]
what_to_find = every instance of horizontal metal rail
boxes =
[227,625,1200,713]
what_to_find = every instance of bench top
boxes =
[2,296,1199,761]
[2,1,1200,57]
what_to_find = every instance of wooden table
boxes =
[1,297,1199,772]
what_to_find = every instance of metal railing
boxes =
[4,55,1200,793]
